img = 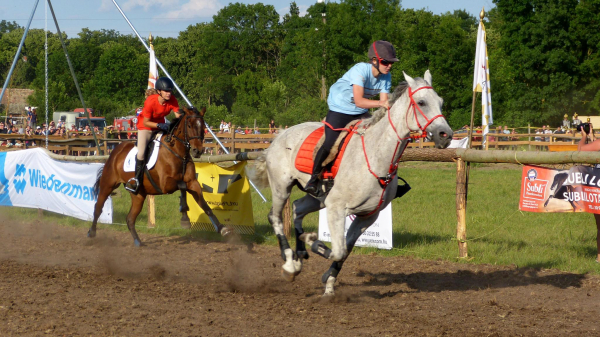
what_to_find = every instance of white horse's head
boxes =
[397,70,453,149]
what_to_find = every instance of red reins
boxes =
[360,85,445,216]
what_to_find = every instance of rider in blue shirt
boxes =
[305,40,398,194]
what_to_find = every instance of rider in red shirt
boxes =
[125,77,181,193]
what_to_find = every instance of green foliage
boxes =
[1,0,599,131]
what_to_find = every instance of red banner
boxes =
[519,165,600,214]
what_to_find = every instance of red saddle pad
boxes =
[294,126,356,180]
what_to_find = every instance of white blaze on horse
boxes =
[252,71,453,296]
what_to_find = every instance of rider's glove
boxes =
[157,123,169,132]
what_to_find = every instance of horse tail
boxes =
[92,166,104,200]
[247,149,269,189]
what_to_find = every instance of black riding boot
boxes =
[125,158,145,194]
[305,147,329,195]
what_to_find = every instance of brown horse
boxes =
[88,106,230,246]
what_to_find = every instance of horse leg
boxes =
[292,195,323,260]
[126,192,146,247]
[187,180,228,236]
[269,184,302,282]
[299,205,346,261]
[321,213,378,296]
[87,185,113,238]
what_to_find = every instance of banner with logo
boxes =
[520,165,600,214]
[0,148,112,223]
[318,203,393,250]
[186,162,254,234]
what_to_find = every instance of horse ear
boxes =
[403,71,417,88]
[424,69,432,86]
[199,107,206,117]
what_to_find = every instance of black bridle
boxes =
[160,113,204,176]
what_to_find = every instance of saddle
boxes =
[123,133,163,172]
[295,120,362,180]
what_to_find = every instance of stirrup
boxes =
[125,178,139,193]
[304,176,320,194]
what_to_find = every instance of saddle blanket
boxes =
[123,133,163,172]
[294,124,357,180]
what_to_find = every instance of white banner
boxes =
[448,137,469,149]
[318,203,393,250]
[0,148,112,223]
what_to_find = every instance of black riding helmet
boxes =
[368,40,399,63]
[155,77,174,92]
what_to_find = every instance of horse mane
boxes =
[362,81,410,127]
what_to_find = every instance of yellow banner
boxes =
[186,162,254,234]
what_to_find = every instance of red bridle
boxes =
[387,86,445,140]
[360,85,445,216]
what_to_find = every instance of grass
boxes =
[3,161,599,275]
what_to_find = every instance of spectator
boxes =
[535,128,542,142]
[26,107,33,128]
[7,126,19,146]
[562,114,571,130]
[34,126,42,135]
[0,122,6,134]
[219,120,226,133]
[31,108,37,128]
[235,126,244,134]
[573,113,581,130]
[244,126,251,134]
[268,119,275,134]
[544,125,552,141]
[502,125,510,140]
[223,122,231,134]
[83,125,92,136]
[253,127,260,134]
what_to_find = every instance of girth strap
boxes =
[144,168,163,194]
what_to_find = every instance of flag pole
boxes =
[457,7,487,258]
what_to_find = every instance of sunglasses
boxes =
[379,59,394,66]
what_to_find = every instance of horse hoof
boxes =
[134,239,142,247]
[298,232,317,244]
[180,220,191,229]
[281,268,298,282]
[87,230,96,238]
[220,227,233,237]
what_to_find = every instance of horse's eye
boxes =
[418,100,426,107]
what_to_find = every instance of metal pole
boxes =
[47,0,102,155]
[111,0,267,202]
[0,0,40,104]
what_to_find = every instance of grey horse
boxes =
[251,71,453,296]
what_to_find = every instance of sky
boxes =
[2,0,496,39]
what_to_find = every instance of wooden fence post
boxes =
[283,198,292,239]
[528,124,531,151]
[456,158,468,258]
[147,195,156,228]
[103,128,108,154]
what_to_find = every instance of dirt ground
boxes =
[2,218,600,336]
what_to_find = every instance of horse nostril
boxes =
[440,132,448,138]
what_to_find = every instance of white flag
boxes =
[473,20,493,145]
[148,47,158,89]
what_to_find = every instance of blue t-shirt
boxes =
[327,63,392,115]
